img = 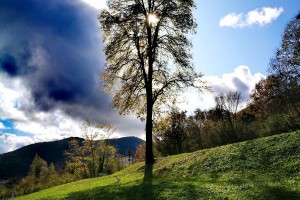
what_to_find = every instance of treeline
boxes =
[12,155,73,196]
[153,13,300,157]
[0,154,71,198]
[0,122,132,198]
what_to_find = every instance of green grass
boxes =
[15,131,300,200]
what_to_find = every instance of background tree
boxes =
[214,91,242,141]
[268,12,300,116]
[97,123,116,175]
[184,114,203,152]
[154,109,188,155]
[189,109,208,149]
[99,0,207,165]
[65,121,118,179]
[45,163,60,188]
[81,120,98,178]
[249,76,281,119]
[14,155,62,196]
[65,138,89,179]
[135,143,146,162]
[16,154,48,194]
[247,12,300,135]
[28,154,49,185]
[237,109,256,140]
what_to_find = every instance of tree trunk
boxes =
[145,85,155,164]
[81,155,88,178]
[145,21,155,165]
[98,140,108,175]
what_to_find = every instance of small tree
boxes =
[250,76,281,119]
[214,91,242,141]
[97,123,116,175]
[135,143,146,162]
[154,109,188,155]
[81,120,98,178]
[190,108,211,149]
[15,155,57,196]
[45,163,60,187]
[65,121,117,178]
[65,138,89,179]
[28,154,49,185]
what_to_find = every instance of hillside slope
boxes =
[0,136,144,180]
[16,131,300,200]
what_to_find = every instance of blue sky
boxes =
[0,0,299,153]
[193,0,300,76]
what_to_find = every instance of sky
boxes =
[0,0,299,153]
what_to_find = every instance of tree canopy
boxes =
[99,0,205,116]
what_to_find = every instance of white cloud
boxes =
[207,66,265,102]
[0,133,35,153]
[0,73,84,152]
[178,66,265,113]
[14,110,82,139]
[0,122,5,129]
[220,7,284,28]
[0,74,30,122]
[219,13,244,28]
[247,7,284,26]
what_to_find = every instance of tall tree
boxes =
[269,12,300,115]
[99,0,207,165]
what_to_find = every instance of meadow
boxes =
[15,130,300,200]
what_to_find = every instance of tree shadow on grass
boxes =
[263,186,300,200]
[246,185,300,200]
[63,164,154,200]
[64,183,140,200]
[62,164,223,200]
[142,164,154,200]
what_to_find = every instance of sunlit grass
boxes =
[15,130,300,200]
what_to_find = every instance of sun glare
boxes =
[81,0,107,10]
[148,13,159,25]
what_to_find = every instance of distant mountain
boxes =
[0,136,144,180]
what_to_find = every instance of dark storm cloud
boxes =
[0,0,144,135]
[0,55,18,76]
[0,50,36,77]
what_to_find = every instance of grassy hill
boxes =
[15,130,300,200]
[0,136,144,180]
